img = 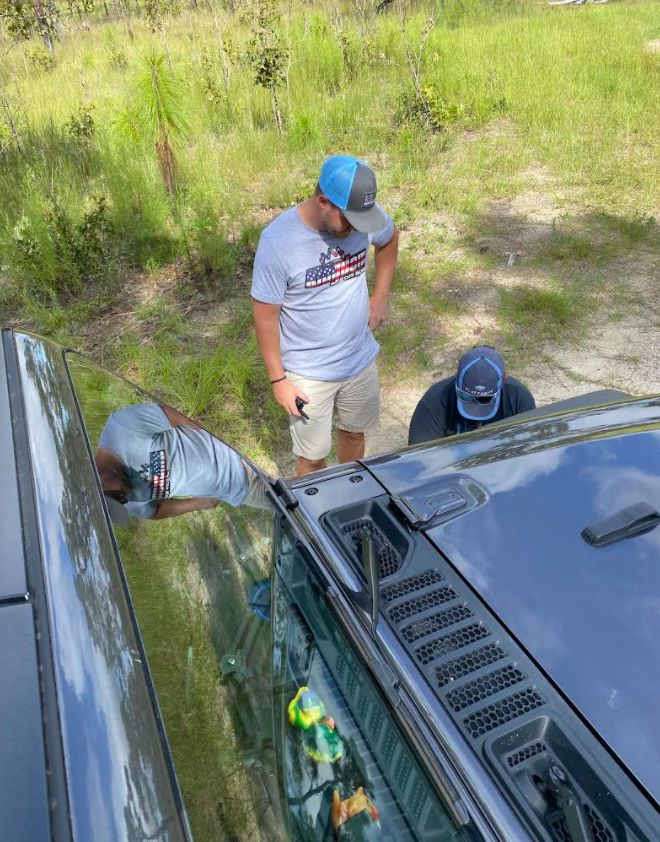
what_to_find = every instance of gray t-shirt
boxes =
[251,205,395,381]
[99,403,248,519]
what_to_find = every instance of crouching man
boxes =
[408,346,535,445]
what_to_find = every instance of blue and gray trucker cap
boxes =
[455,346,505,421]
[318,155,387,233]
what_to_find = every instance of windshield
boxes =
[66,352,286,840]
[66,351,482,841]
[273,518,482,841]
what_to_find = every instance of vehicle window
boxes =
[66,352,287,841]
[274,519,481,842]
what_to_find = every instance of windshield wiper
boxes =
[360,532,380,637]
[540,764,595,842]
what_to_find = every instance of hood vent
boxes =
[401,603,473,644]
[446,664,526,713]
[388,585,458,624]
[435,643,507,687]
[341,517,403,578]
[381,569,443,601]
[463,687,545,739]
[321,497,411,584]
[415,623,490,666]
[506,740,546,768]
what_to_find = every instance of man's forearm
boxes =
[373,226,399,300]
[252,300,285,380]
[152,498,218,519]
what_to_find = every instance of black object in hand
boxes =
[295,396,309,420]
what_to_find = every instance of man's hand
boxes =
[369,293,389,330]
[273,379,310,417]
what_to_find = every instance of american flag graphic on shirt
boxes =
[304,246,367,289]
[140,449,170,500]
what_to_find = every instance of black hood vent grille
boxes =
[463,687,545,738]
[341,517,403,578]
[388,585,458,624]
[506,740,546,768]
[552,808,615,842]
[435,643,507,687]
[415,623,490,666]
[401,603,473,644]
[381,569,443,602]
[584,805,615,842]
[446,664,526,712]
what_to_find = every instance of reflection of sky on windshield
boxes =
[18,337,180,841]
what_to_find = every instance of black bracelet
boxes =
[270,374,287,384]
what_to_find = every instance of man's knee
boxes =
[296,455,326,476]
[337,429,364,440]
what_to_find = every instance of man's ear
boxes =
[317,193,331,208]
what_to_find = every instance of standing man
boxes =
[408,346,535,444]
[251,155,399,476]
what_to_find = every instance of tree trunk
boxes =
[271,87,283,137]
[156,134,176,196]
[32,0,54,51]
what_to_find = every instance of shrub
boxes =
[396,82,464,132]
[10,195,116,299]
[64,104,96,146]
[26,45,56,72]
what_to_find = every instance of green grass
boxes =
[497,280,585,346]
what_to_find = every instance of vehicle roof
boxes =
[363,395,660,807]
[1,330,191,841]
[0,336,52,841]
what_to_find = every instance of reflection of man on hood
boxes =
[95,402,255,520]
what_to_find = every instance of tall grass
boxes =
[2,1,656,292]
[1,0,658,434]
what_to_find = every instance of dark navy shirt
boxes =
[408,376,535,445]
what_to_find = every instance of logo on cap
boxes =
[361,190,376,209]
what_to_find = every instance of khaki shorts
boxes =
[287,361,380,460]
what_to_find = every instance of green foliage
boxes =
[64,103,96,146]
[144,0,181,32]
[119,49,190,194]
[0,89,23,153]
[1,0,33,41]
[26,45,56,71]
[10,195,115,298]
[196,44,229,113]
[130,49,189,146]
[249,0,287,90]
[286,111,323,151]
[107,40,128,71]
[497,282,583,345]
[183,197,238,279]
[396,81,464,132]
[248,0,287,133]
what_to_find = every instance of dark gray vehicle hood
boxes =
[363,397,660,806]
